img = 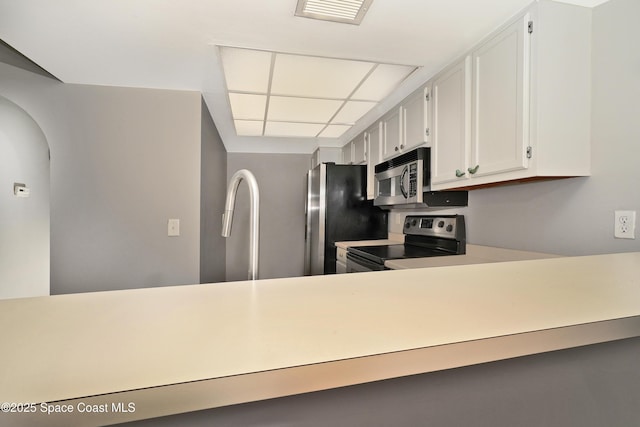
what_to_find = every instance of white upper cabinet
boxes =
[470,13,529,179]
[346,1,590,190]
[341,133,366,165]
[431,57,471,186]
[381,86,430,160]
[365,122,382,200]
[341,142,353,165]
[382,106,402,159]
[431,1,591,190]
[311,147,342,168]
[352,133,367,165]
[403,86,430,152]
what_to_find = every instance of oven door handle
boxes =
[346,253,386,272]
[399,165,409,199]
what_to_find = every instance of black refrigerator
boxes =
[304,163,388,275]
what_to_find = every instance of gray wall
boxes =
[50,84,202,293]
[200,98,227,283]
[0,95,50,299]
[226,153,310,281]
[0,62,210,293]
[463,0,640,255]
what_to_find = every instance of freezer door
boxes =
[306,163,387,275]
[323,164,387,273]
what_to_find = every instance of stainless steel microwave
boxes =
[373,147,468,208]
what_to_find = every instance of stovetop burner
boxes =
[347,215,465,267]
[347,243,454,264]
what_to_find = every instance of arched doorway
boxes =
[0,95,50,299]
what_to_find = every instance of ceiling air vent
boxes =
[295,0,374,25]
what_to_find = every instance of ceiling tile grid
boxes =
[220,46,417,139]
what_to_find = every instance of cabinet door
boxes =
[431,56,471,186]
[366,122,382,200]
[341,142,353,165]
[471,14,530,178]
[352,134,367,165]
[382,107,402,160]
[403,87,429,151]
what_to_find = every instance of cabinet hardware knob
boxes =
[468,165,480,174]
[455,169,466,178]
[400,144,404,149]
[395,147,399,152]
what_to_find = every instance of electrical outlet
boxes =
[614,210,635,239]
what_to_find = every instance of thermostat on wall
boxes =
[14,183,30,198]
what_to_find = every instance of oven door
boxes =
[346,252,387,272]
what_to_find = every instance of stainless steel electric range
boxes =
[346,215,466,272]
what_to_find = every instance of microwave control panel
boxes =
[408,163,417,197]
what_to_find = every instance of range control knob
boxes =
[411,219,417,227]
[438,221,445,228]
[446,224,454,232]
[405,222,411,229]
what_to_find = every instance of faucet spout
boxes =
[222,169,260,280]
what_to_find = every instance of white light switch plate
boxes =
[168,219,180,237]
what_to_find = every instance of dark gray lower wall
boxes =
[200,98,227,284]
[123,337,640,427]
[225,153,310,281]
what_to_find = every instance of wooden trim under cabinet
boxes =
[446,176,576,191]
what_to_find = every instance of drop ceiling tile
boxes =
[228,93,267,120]
[319,125,351,138]
[264,122,325,137]
[219,46,419,140]
[235,120,264,136]
[332,100,377,124]
[352,64,417,101]
[220,47,272,93]
[271,53,375,98]
[268,96,343,123]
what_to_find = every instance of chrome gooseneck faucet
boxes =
[222,169,260,280]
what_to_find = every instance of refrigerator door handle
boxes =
[303,170,313,275]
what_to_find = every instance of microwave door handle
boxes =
[399,166,409,198]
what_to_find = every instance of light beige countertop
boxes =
[335,238,399,249]
[385,244,561,269]
[335,233,403,249]
[1,252,640,426]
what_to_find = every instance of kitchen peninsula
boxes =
[1,252,640,426]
